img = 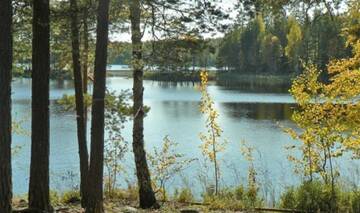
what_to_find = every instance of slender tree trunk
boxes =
[212,138,219,195]
[82,4,89,126]
[307,143,313,182]
[210,126,219,195]
[327,146,336,213]
[0,0,13,212]
[70,0,89,208]
[86,0,110,212]
[29,0,52,211]
[129,0,159,209]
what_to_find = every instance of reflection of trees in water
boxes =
[51,79,74,90]
[154,81,199,88]
[221,102,296,121]
[147,78,290,93]
[13,99,31,105]
[160,101,199,119]
[217,79,291,93]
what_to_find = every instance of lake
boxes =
[11,77,355,201]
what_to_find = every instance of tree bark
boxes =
[86,0,110,212]
[129,0,159,209]
[70,0,89,208]
[0,0,13,212]
[82,2,90,131]
[29,0,52,211]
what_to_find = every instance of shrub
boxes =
[61,190,81,204]
[350,191,360,213]
[103,184,139,201]
[174,188,194,203]
[50,191,61,206]
[279,180,344,212]
[279,187,296,209]
[202,185,263,211]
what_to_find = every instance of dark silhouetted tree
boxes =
[0,0,13,212]
[70,0,89,208]
[129,0,159,209]
[86,0,110,211]
[28,0,52,211]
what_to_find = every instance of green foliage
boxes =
[240,141,260,208]
[50,191,61,206]
[12,119,28,136]
[57,90,134,198]
[279,187,297,209]
[56,90,134,115]
[261,34,283,73]
[56,93,92,111]
[61,190,81,204]
[108,42,132,65]
[283,181,334,211]
[104,90,132,198]
[143,37,218,73]
[279,181,360,213]
[344,0,360,47]
[282,4,360,213]
[148,136,196,201]
[349,191,360,213]
[173,188,194,203]
[103,186,139,201]
[203,185,263,211]
[217,7,349,75]
[285,13,360,184]
[106,183,139,201]
[285,17,302,73]
[217,15,276,73]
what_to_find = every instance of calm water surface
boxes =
[10,77,327,199]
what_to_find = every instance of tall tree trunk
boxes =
[129,0,159,209]
[29,0,51,211]
[70,0,89,208]
[0,0,13,212]
[82,2,90,129]
[86,0,110,212]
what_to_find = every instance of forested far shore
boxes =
[13,0,354,81]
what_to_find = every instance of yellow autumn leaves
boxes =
[286,27,360,181]
[199,71,227,162]
[199,70,227,194]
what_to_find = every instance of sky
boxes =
[110,0,239,42]
[109,0,349,42]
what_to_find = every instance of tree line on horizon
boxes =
[107,1,355,76]
[11,1,357,80]
[216,6,351,74]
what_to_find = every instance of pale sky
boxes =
[110,0,239,42]
[110,0,348,42]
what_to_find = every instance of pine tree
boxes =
[29,0,52,210]
[0,0,13,212]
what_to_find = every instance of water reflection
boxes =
[154,81,198,88]
[160,101,200,119]
[217,79,291,93]
[11,77,300,195]
[221,102,296,120]
[50,79,74,89]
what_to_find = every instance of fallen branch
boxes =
[160,200,310,213]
